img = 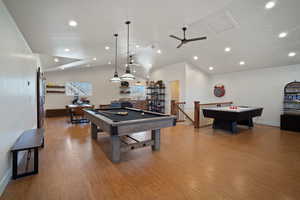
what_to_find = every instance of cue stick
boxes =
[99,111,128,116]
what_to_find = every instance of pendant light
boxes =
[121,21,135,81]
[110,33,121,82]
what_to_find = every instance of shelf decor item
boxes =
[46,83,65,94]
[281,81,300,132]
[120,81,130,94]
[146,80,166,113]
[214,84,225,97]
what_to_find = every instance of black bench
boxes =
[11,129,44,179]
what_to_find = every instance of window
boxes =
[65,82,92,96]
[130,85,146,98]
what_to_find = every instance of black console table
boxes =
[11,129,44,179]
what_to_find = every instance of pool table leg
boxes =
[111,135,121,163]
[249,119,254,127]
[231,121,238,134]
[151,129,160,151]
[91,123,98,139]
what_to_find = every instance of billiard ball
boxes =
[141,112,145,115]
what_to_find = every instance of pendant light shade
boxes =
[121,69,135,80]
[121,21,135,81]
[110,33,121,82]
[110,72,121,82]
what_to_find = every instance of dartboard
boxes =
[214,84,225,97]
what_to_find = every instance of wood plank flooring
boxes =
[1,117,300,200]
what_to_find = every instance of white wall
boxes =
[151,61,300,127]
[45,66,145,109]
[150,62,186,113]
[0,1,37,195]
[210,65,300,126]
[150,62,212,114]
[185,63,212,110]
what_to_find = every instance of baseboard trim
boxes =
[0,168,11,197]
[0,148,27,197]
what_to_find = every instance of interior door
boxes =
[37,67,45,128]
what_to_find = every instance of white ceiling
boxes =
[3,0,300,75]
[37,54,80,70]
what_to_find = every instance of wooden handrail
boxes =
[170,100,193,123]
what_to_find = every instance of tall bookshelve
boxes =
[146,81,166,113]
[281,81,300,132]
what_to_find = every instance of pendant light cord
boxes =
[126,21,130,71]
[114,34,118,74]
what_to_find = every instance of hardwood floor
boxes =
[2,117,300,200]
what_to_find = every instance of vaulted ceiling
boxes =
[4,0,300,75]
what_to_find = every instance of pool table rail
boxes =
[84,108,176,136]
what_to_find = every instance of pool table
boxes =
[84,107,176,162]
[202,106,263,133]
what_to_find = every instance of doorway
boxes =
[170,80,180,101]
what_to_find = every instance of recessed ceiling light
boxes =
[265,1,276,10]
[224,47,231,52]
[239,61,246,65]
[278,32,288,38]
[64,48,70,52]
[54,58,59,62]
[157,49,162,54]
[148,64,153,67]
[68,20,78,27]
[136,45,140,48]
[193,56,198,60]
[288,52,296,57]
[105,46,110,50]
[93,57,97,61]
[209,66,214,71]
[108,61,112,64]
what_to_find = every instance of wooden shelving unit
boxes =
[46,84,65,94]
[120,81,130,95]
[281,81,300,132]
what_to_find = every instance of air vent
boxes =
[206,10,238,34]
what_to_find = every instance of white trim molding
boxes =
[0,168,11,197]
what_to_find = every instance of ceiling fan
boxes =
[169,27,207,48]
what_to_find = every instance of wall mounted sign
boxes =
[214,84,225,97]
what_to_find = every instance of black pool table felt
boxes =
[93,109,160,122]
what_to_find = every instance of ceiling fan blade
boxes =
[176,42,184,48]
[186,36,207,42]
[169,35,182,41]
